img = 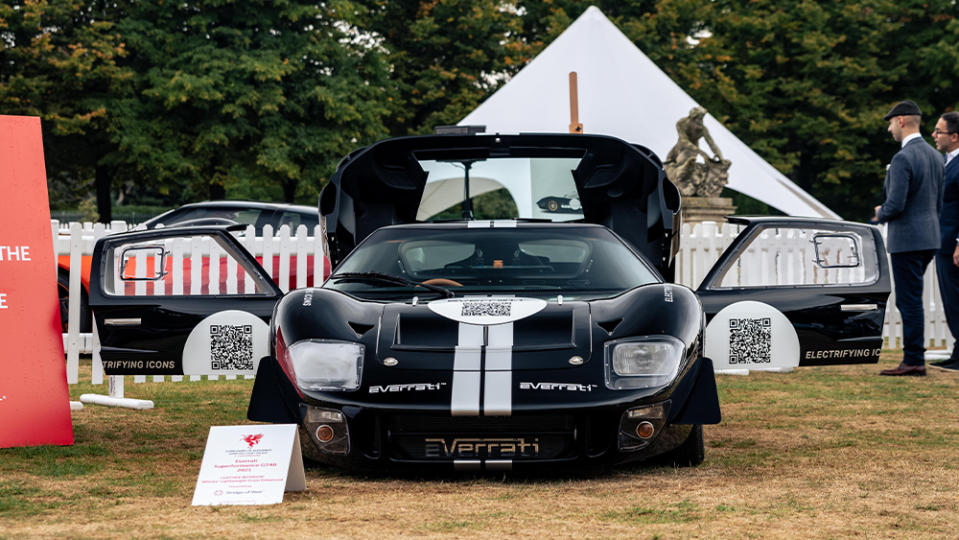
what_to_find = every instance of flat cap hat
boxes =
[883,100,921,120]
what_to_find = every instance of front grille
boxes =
[386,414,578,461]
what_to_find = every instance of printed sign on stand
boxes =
[0,115,74,448]
[192,424,306,506]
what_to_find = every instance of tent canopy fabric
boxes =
[453,6,838,219]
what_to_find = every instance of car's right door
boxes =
[696,217,891,371]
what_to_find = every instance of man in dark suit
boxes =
[930,111,959,371]
[874,100,944,376]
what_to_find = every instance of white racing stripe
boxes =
[483,371,512,416]
[485,323,513,368]
[464,220,516,228]
[451,371,482,417]
[483,322,513,416]
[451,323,484,416]
[449,321,515,417]
[454,324,483,370]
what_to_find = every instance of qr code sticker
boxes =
[210,324,254,370]
[728,317,772,364]
[461,301,512,317]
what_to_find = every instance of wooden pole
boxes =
[569,71,583,134]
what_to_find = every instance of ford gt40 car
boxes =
[537,193,582,213]
[88,133,890,472]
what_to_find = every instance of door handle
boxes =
[104,318,142,326]
[840,304,877,312]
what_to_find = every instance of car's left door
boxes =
[88,227,283,376]
[696,218,891,371]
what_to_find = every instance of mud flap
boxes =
[247,356,302,424]
[668,357,722,425]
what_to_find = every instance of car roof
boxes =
[373,220,609,231]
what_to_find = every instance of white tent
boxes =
[446,6,838,219]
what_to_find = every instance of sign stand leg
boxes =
[80,375,154,410]
[79,317,153,409]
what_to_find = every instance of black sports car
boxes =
[88,133,891,472]
[536,194,582,213]
[140,200,319,234]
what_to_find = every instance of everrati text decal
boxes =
[519,382,597,392]
[369,382,447,394]
[424,437,540,458]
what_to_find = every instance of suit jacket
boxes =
[877,137,943,253]
[940,156,959,254]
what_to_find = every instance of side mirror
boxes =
[812,233,861,268]
[119,246,168,281]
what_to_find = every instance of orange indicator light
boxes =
[636,421,655,439]
[316,425,335,442]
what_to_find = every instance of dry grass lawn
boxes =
[1,351,958,539]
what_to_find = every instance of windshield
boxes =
[325,226,660,300]
[417,157,584,221]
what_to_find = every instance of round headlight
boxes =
[287,340,364,391]
[604,336,684,390]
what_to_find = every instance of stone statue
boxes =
[664,107,731,197]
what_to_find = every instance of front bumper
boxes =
[298,402,689,471]
[249,353,721,472]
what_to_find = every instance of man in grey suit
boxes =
[874,100,943,376]
[930,111,959,371]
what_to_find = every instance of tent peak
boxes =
[458,5,838,219]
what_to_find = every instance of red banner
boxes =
[0,115,74,447]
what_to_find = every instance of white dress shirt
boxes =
[946,147,959,167]
[901,132,922,148]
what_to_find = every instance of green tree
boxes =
[0,0,131,220]
[358,0,529,135]
[110,0,394,205]
[683,0,959,220]
[515,1,959,220]
[429,187,519,220]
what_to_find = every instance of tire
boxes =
[57,272,91,333]
[665,424,704,467]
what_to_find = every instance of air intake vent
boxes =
[348,321,375,337]
[597,318,622,335]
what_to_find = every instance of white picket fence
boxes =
[55,219,954,387]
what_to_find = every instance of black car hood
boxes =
[319,133,681,279]
[377,299,592,371]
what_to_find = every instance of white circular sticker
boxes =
[705,300,799,373]
[182,310,270,376]
[427,297,547,325]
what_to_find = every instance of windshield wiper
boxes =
[328,272,454,298]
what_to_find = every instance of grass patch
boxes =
[0,352,957,538]
[602,500,701,524]
[5,444,109,477]
[428,519,475,532]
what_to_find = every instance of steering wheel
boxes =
[421,278,463,287]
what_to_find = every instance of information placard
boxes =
[192,424,306,506]
[0,115,74,448]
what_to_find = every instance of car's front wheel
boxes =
[57,272,91,333]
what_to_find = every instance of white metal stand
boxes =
[78,321,154,410]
